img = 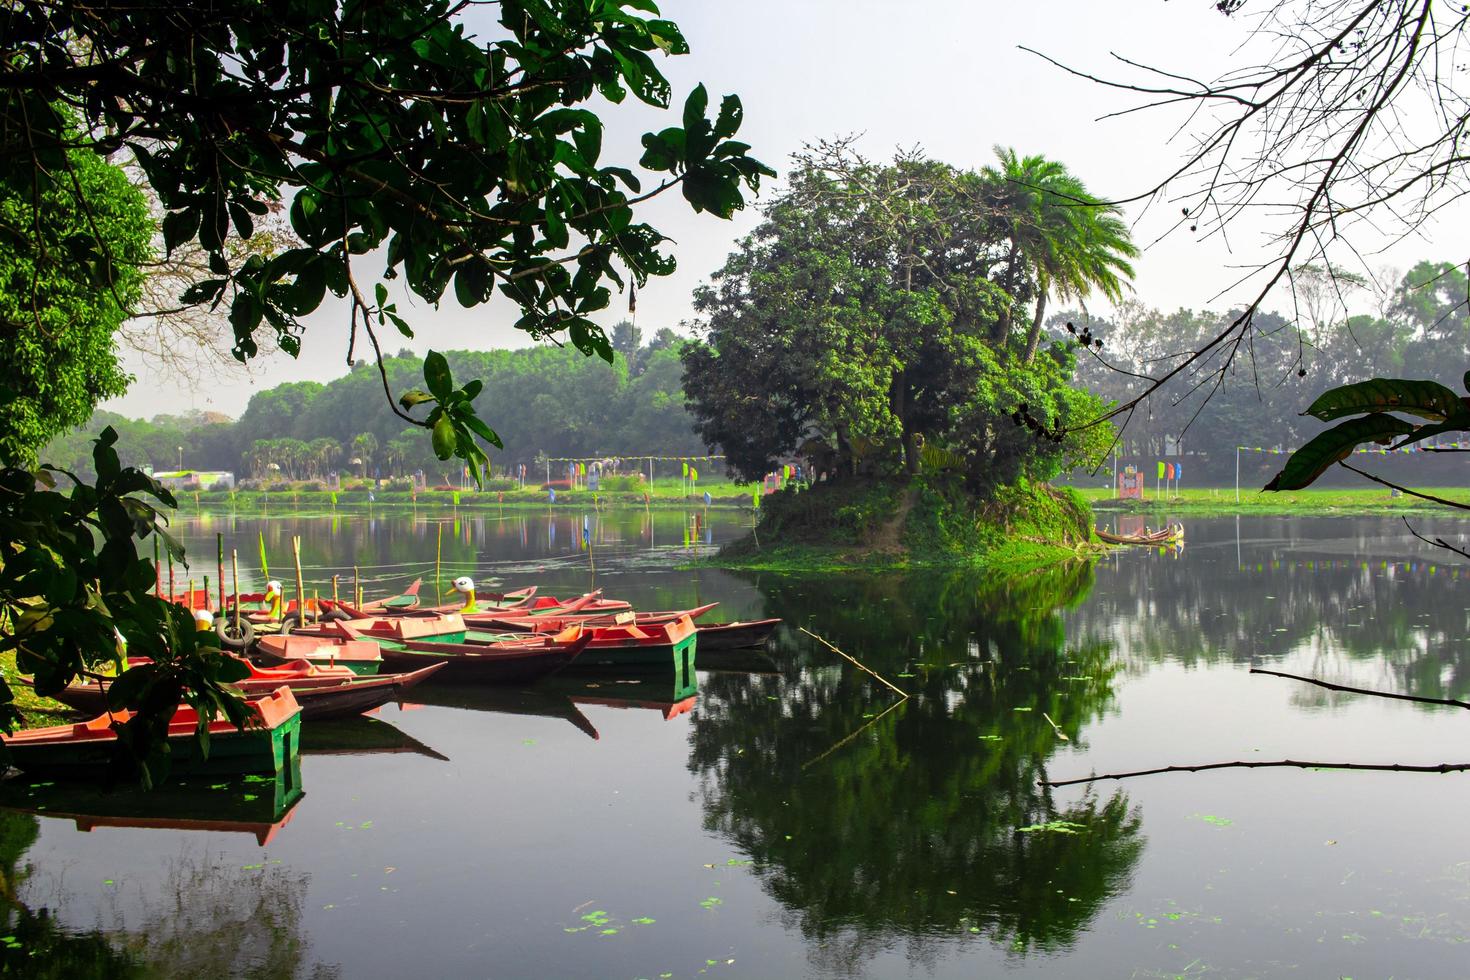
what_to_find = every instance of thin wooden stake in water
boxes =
[332,574,340,605]
[167,554,175,603]
[154,538,161,595]
[292,535,305,625]
[1042,712,1069,742]
[216,533,225,613]
[435,522,443,606]
[258,531,269,579]
[354,565,361,610]
[798,626,908,699]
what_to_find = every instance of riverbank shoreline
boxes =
[173,485,757,513]
[1078,485,1470,516]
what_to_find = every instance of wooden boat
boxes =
[541,615,699,673]
[328,589,624,620]
[694,618,781,650]
[1096,523,1184,546]
[269,620,593,684]
[465,602,720,632]
[323,581,528,619]
[1,687,302,777]
[251,637,384,675]
[20,661,441,721]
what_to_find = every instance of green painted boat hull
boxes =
[7,713,302,777]
[567,632,698,675]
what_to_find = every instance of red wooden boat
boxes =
[1,687,302,776]
[524,615,699,671]
[26,661,444,721]
[250,636,384,675]
[465,602,720,632]
[268,620,593,684]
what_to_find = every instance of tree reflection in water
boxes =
[0,804,336,979]
[688,561,1143,965]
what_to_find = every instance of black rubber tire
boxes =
[321,609,351,622]
[215,619,255,651]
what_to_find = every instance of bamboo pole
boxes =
[292,535,305,625]
[167,554,175,603]
[154,538,161,595]
[332,574,340,605]
[798,627,908,698]
[216,533,225,613]
[354,565,361,609]
[435,522,443,606]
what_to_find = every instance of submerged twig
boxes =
[1251,666,1470,710]
[799,626,909,698]
[1042,759,1470,788]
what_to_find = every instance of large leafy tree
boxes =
[682,149,1116,488]
[3,0,772,466]
[0,139,152,465]
[0,0,769,766]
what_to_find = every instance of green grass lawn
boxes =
[1076,485,1470,515]
[1,652,79,730]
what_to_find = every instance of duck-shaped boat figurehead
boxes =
[264,580,284,622]
[452,576,478,614]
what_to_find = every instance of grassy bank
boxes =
[1078,485,1470,516]
[1,653,76,730]
[173,480,758,513]
[712,478,1100,572]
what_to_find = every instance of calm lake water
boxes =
[5,508,1470,978]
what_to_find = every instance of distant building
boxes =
[151,470,236,490]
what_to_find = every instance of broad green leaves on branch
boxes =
[398,351,504,485]
[0,429,251,782]
[1265,375,1470,491]
[3,0,772,457]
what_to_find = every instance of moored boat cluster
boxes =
[4,579,781,782]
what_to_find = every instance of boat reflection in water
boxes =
[407,681,602,739]
[0,754,304,846]
[541,670,699,721]
[300,714,450,761]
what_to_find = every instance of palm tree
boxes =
[983,148,1138,363]
[351,432,379,478]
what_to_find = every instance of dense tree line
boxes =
[1057,261,1470,458]
[41,326,702,482]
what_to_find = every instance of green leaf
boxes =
[431,415,456,459]
[423,351,453,401]
[1304,378,1466,422]
[1264,415,1418,491]
[460,411,504,449]
[712,95,743,139]
[398,388,435,410]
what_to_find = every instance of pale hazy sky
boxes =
[102,0,1465,419]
